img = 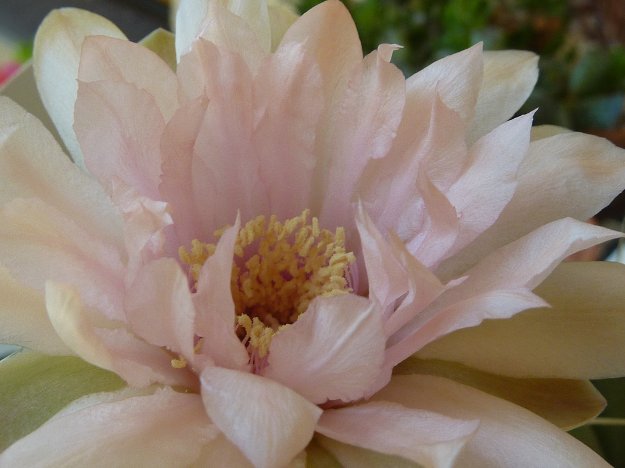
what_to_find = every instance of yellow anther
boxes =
[179,209,355,360]
[171,356,187,369]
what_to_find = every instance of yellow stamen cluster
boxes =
[179,210,355,360]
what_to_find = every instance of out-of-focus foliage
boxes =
[297,0,625,132]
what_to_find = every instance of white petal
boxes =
[317,401,478,468]
[200,366,321,468]
[1,388,214,468]
[265,295,386,404]
[33,8,126,166]
[469,50,538,142]
[375,375,609,467]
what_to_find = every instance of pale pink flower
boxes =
[1,1,625,466]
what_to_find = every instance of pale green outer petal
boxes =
[375,375,609,467]
[1,387,215,468]
[267,1,299,51]
[530,124,572,140]
[419,262,625,379]
[0,352,124,451]
[0,66,59,143]
[0,266,69,354]
[33,8,126,167]
[140,28,177,71]
[395,358,606,430]
[468,50,538,143]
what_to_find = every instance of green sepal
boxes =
[0,351,125,451]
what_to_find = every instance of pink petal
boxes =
[176,0,268,72]
[384,217,619,367]
[441,217,621,299]
[317,401,478,468]
[355,205,410,310]
[403,168,460,268]
[279,0,362,102]
[159,96,208,248]
[177,39,268,235]
[78,35,178,120]
[359,95,462,266]
[382,234,446,337]
[0,198,125,321]
[126,258,196,360]
[194,220,250,371]
[0,388,214,467]
[445,112,534,254]
[265,294,385,404]
[318,44,405,230]
[200,366,322,468]
[45,282,195,389]
[112,186,173,282]
[252,41,323,219]
[376,375,610,467]
[405,44,483,125]
[440,131,625,278]
[74,80,165,199]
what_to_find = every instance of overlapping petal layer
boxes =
[1,0,625,466]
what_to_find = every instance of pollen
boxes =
[179,209,355,365]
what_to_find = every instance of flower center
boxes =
[179,210,355,367]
